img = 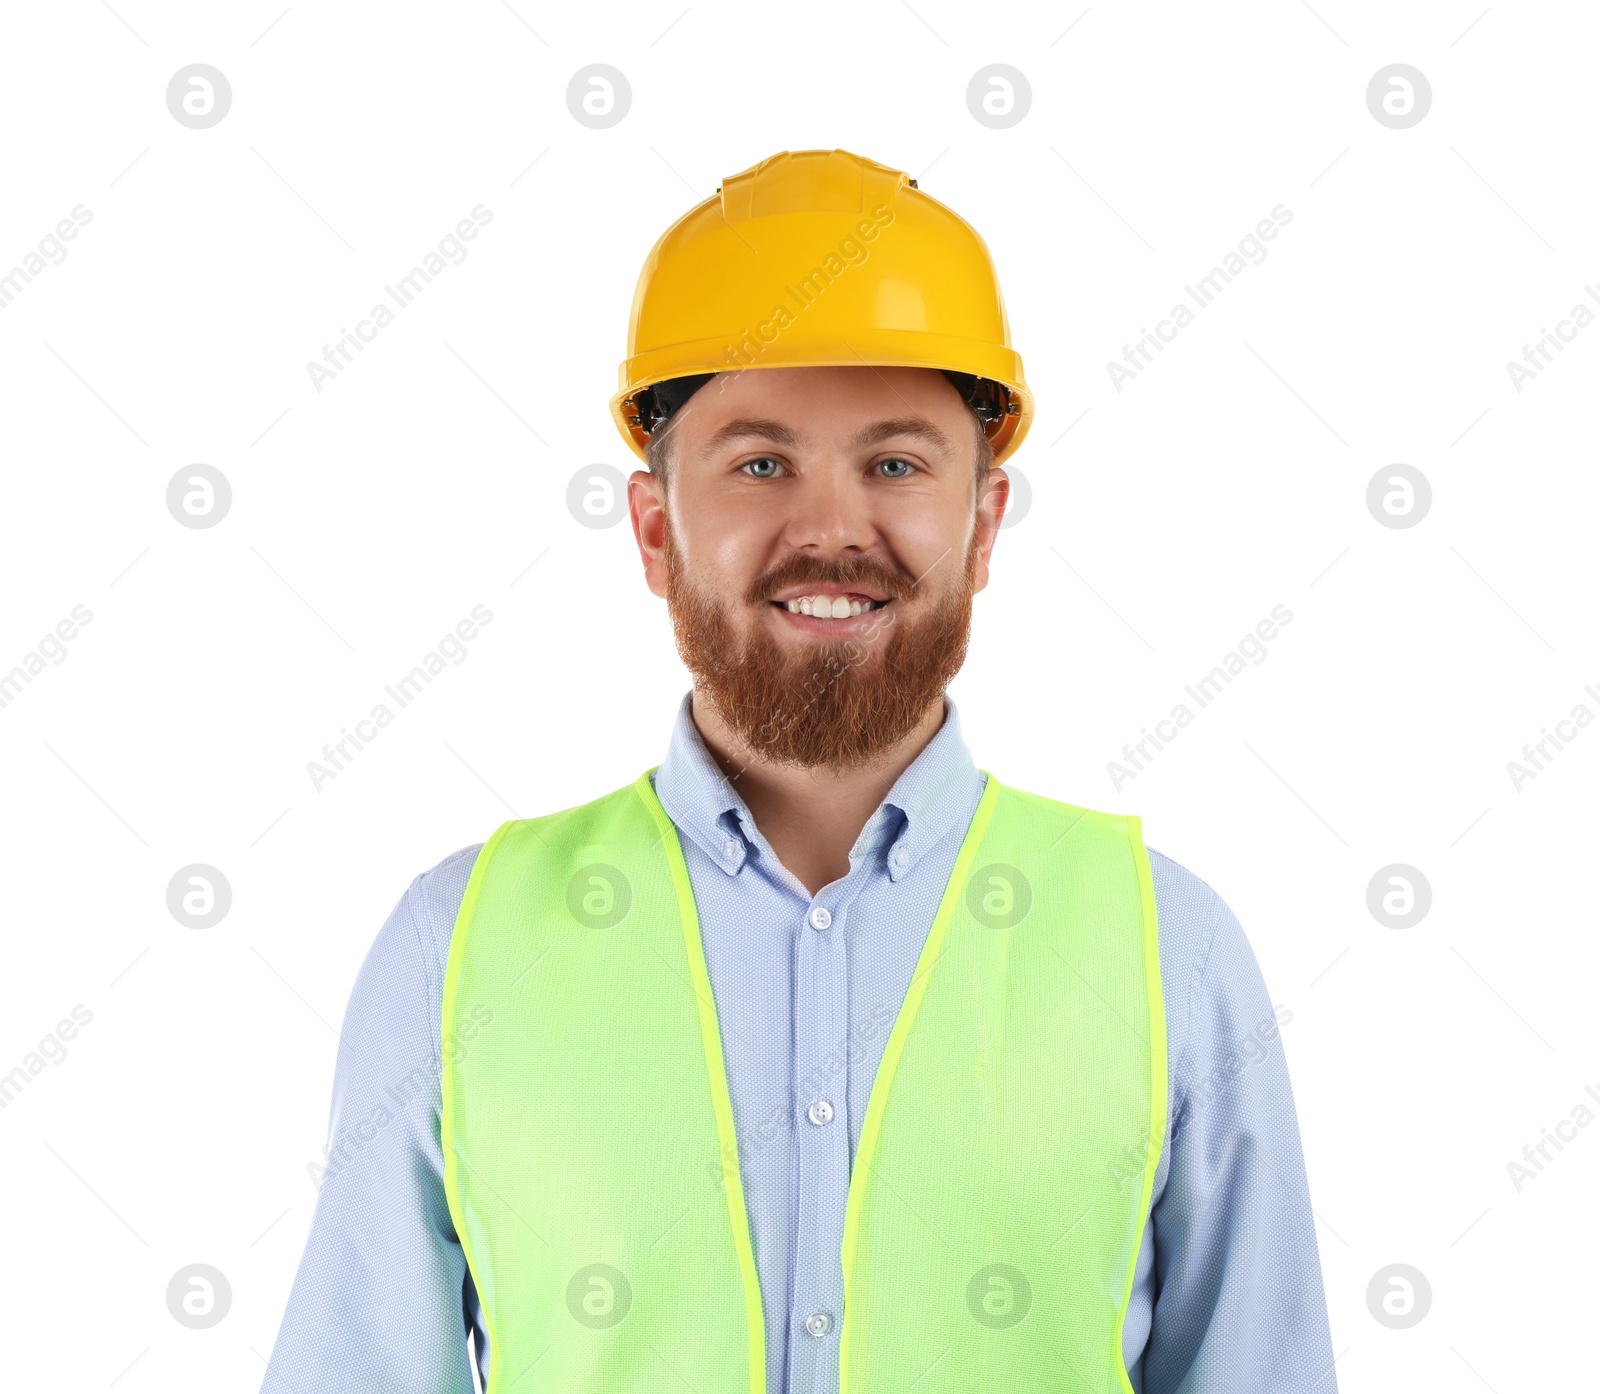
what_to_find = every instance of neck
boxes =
[689,688,947,896]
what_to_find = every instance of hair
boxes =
[646,400,996,503]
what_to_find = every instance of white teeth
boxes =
[783,594,882,618]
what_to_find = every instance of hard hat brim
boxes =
[610,329,1032,468]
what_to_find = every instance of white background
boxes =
[1,1,1596,1389]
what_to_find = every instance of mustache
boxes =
[744,553,916,607]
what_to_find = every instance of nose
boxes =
[781,460,879,557]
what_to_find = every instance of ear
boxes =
[628,468,670,599]
[972,467,1009,595]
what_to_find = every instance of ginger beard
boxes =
[661,511,981,770]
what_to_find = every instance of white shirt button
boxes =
[805,1310,833,1336]
[891,849,909,869]
[722,839,740,861]
[809,906,832,931]
[807,1099,834,1126]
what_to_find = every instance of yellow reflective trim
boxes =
[837,768,1003,1394]
[1112,813,1168,1394]
[633,768,768,1394]
[440,818,514,1394]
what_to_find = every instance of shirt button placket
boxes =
[793,896,845,1390]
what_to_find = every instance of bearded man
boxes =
[262,149,1337,1394]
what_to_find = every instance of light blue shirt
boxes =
[261,694,1337,1393]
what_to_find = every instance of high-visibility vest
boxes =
[441,768,1166,1394]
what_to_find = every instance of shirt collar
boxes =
[650,690,983,883]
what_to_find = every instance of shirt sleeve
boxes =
[1134,851,1339,1394]
[258,849,482,1394]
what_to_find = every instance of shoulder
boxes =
[402,779,649,957]
[400,841,485,994]
[1144,845,1263,986]
[1143,845,1284,1089]
[329,840,486,1085]
[1145,846,1231,961]
[1144,847,1230,1038]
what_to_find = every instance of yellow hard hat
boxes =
[611,148,1033,467]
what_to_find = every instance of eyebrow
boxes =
[847,416,953,462]
[699,418,806,455]
[697,414,953,462]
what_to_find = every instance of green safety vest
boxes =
[441,768,1166,1394]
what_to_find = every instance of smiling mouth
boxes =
[770,594,893,619]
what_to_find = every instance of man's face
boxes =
[628,365,1009,770]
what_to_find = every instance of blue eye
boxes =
[742,457,783,478]
[877,457,914,478]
